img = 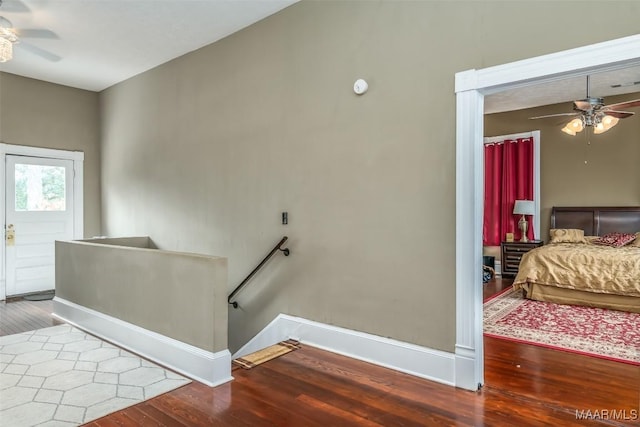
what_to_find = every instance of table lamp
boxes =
[513,200,535,242]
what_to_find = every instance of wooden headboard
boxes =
[551,206,640,236]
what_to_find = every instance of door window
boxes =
[14,163,67,211]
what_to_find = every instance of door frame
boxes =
[454,34,640,390]
[0,143,84,300]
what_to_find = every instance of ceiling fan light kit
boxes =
[0,25,16,62]
[561,113,620,136]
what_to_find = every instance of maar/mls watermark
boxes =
[575,409,638,421]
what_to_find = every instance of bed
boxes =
[512,206,640,313]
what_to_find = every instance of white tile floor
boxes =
[0,324,191,427]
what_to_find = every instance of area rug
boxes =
[233,339,300,370]
[0,324,191,426]
[484,288,640,365]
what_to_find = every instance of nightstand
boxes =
[500,240,543,278]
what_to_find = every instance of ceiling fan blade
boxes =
[605,110,635,119]
[572,100,593,111]
[15,29,58,39]
[603,99,640,111]
[0,0,30,13]
[529,112,579,120]
[18,41,61,62]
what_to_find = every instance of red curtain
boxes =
[483,137,534,246]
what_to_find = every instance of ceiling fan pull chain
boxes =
[584,129,591,165]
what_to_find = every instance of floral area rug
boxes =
[484,288,640,365]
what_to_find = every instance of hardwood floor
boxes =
[0,298,59,336]
[483,275,512,301]
[2,290,638,426]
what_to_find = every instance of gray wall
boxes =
[485,92,640,242]
[0,73,101,237]
[100,1,640,353]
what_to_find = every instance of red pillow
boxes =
[592,232,637,247]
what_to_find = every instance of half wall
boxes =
[53,237,231,386]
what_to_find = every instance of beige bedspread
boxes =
[513,243,640,297]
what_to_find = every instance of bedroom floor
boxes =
[483,276,639,425]
[483,275,513,301]
[2,293,639,426]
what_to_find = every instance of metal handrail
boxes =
[228,236,290,308]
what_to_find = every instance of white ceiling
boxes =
[0,0,298,92]
[485,65,640,114]
[0,0,639,111]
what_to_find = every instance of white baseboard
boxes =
[495,260,502,277]
[233,314,455,387]
[52,297,233,387]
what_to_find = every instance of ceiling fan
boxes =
[529,75,640,135]
[0,0,60,62]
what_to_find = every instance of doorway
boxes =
[0,144,84,300]
[453,34,640,390]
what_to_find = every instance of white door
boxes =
[5,155,75,296]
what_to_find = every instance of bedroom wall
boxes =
[0,73,102,237]
[100,0,640,353]
[485,91,640,242]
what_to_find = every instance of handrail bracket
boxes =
[279,247,290,256]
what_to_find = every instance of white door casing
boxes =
[454,34,640,391]
[0,144,84,300]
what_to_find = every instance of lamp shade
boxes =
[0,35,13,63]
[593,115,619,134]
[0,27,17,63]
[562,117,584,135]
[513,200,535,216]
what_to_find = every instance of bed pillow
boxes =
[549,228,586,243]
[592,232,637,248]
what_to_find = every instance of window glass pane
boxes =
[15,164,66,211]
